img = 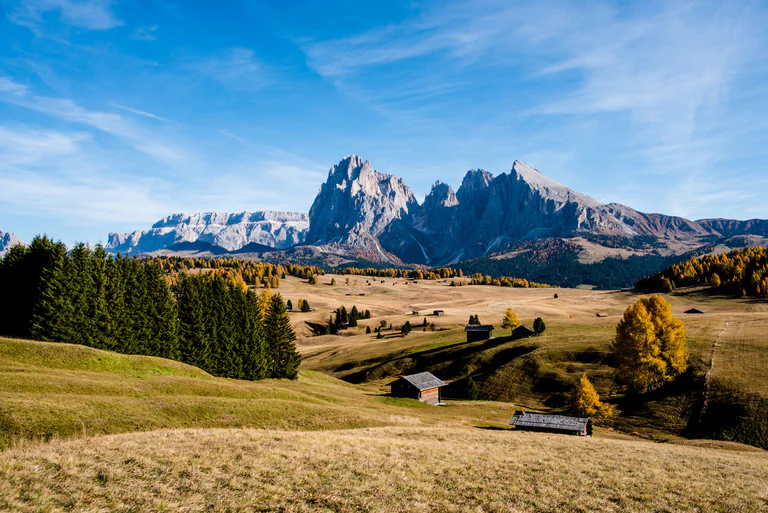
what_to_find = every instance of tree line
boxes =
[636,246,768,297]
[153,256,324,289]
[0,236,300,380]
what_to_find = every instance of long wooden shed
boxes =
[390,372,447,405]
[464,324,494,342]
[510,411,593,436]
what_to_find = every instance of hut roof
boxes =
[685,308,705,314]
[465,324,494,332]
[510,411,591,431]
[513,325,536,336]
[596,313,609,318]
[400,372,447,391]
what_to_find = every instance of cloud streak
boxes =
[0,77,187,164]
[8,0,123,32]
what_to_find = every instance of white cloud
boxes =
[8,0,123,31]
[0,125,91,165]
[0,77,187,164]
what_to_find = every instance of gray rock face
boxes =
[0,230,22,257]
[106,211,309,254]
[306,155,418,261]
[305,156,768,264]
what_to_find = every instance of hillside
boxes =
[288,274,768,446]
[2,426,767,513]
[0,337,516,448]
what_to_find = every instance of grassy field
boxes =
[2,426,766,512]
[0,337,524,449]
[287,275,768,441]
[1,315,767,511]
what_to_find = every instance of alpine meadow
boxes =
[2,1,768,512]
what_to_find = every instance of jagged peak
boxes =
[509,160,601,208]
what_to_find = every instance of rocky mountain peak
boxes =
[306,156,418,253]
[0,230,23,257]
[509,160,601,208]
[425,181,458,208]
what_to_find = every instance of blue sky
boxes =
[1,0,768,245]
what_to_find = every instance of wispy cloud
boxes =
[8,0,123,32]
[0,124,91,165]
[108,102,171,123]
[189,48,267,90]
[0,76,187,164]
[131,25,158,41]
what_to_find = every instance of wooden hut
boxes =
[596,313,609,318]
[512,325,536,339]
[433,310,445,316]
[684,308,705,314]
[390,372,447,405]
[465,324,494,342]
[510,411,593,436]
[412,310,420,315]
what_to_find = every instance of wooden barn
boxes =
[596,313,609,318]
[685,308,705,314]
[465,324,494,342]
[512,325,536,339]
[510,411,593,436]
[390,372,447,405]
[433,310,445,316]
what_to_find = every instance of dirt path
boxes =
[700,320,729,419]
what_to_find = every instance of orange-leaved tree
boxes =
[611,295,688,393]
[573,374,613,422]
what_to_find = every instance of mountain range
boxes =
[105,155,768,267]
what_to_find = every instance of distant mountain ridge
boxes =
[104,155,768,264]
[0,230,22,257]
[305,156,768,264]
[106,211,309,255]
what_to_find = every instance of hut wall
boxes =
[419,387,440,404]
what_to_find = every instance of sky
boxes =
[1,0,768,246]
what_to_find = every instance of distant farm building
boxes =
[596,313,609,318]
[433,310,445,316]
[512,325,536,339]
[390,372,447,405]
[465,324,494,343]
[510,411,593,436]
[412,310,420,315]
[685,308,705,314]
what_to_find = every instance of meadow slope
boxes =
[2,427,767,512]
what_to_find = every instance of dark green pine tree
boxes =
[265,293,300,379]
[176,274,212,372]
[27,238,68,341]
[349,305,359,327]
[2,235,67,339]
[240,290,269,380]
[142,262,179,360]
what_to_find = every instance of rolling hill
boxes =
[0,336,766,512]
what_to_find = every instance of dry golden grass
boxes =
[1,426,766,513]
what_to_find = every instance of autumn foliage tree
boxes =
[611,295,688,393]
[500,307,520,334]
[573,374,613,421]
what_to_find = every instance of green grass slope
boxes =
[0,337,518,448]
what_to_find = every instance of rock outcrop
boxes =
[306,155,419,262]
[0,230,22,257]
[106,211,309,254]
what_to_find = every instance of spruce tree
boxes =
[265,294,300,379]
